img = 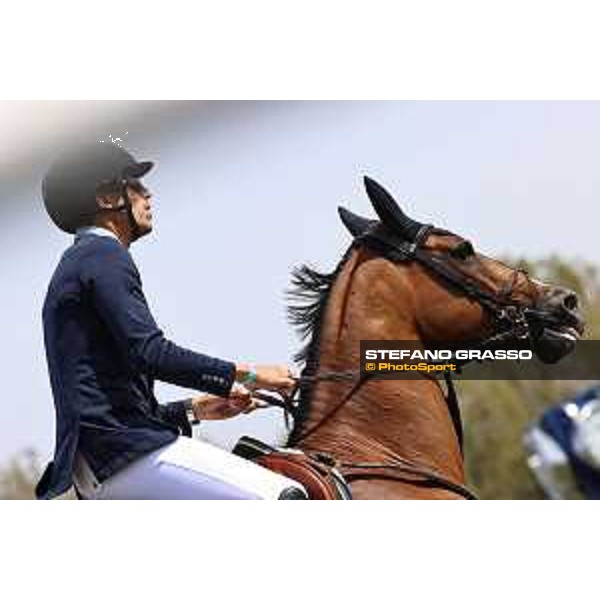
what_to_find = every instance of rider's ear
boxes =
[95,180,125,209]
[96,194,113,209]
[96,190,125,211]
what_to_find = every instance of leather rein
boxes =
[257,226,542,500]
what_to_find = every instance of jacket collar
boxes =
[75,226,120,243]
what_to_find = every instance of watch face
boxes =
[186,407,198,425]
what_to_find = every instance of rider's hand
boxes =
[192,385,260,420]
[236,363,296,392]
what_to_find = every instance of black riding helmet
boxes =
[42,142,153,236]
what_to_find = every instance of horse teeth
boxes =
[558,328,578,341]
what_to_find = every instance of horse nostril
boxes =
[563,293,579,312]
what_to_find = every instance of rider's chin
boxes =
[531,327,578,364]
[134,221,153,240]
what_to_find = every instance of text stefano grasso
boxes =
[363,349,533,361]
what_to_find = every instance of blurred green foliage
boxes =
[0,448,75,500]
[0,449,41,499]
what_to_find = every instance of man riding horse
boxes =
[37,142,306,500]
[37,141,584,500]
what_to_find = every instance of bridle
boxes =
[360,223,543,348]
[258,224,545,499]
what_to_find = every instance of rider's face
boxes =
[127,181,153,237]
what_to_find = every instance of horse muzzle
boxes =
[527,286,585,364]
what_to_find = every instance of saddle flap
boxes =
[232,436,352,500]
[255,453,336,499]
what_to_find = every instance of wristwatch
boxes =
[184,398,200,426]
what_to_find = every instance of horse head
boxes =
[338,176,584,363]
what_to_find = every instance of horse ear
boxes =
[338,206,377,238]
[363,176,423,241]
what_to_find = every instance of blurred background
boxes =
[1,100,598,499]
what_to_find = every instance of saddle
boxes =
[232,436,352,500]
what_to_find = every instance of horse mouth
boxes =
[531,322,584,364]
[546,325,582,343]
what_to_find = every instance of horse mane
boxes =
[286,245,355,443]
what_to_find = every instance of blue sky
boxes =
[0,101,598,465]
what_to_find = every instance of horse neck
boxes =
[296,248,465,484]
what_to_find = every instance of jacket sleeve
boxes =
[84,240,236,397]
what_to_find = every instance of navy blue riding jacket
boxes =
[36,232,236,499]
[539,386,600,500]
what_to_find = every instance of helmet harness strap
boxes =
[96,179,141,240]
[119,179,141,241]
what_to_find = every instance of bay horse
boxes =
[282,177,584,499]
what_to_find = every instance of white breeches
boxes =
[75,436,306,500]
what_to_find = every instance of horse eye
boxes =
[450,241,475,260]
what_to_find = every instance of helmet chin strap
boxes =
[97,183,141,241]
[120,181,142,241]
